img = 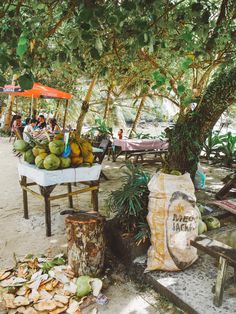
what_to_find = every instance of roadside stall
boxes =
[1,83,102,237]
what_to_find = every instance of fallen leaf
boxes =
[13,296,30,307]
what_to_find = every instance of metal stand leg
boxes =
[21,176,29,219]
[67,183,73,208]
[213,256,228,307]
[39,185,56,237]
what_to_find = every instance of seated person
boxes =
[37,114,47,129]
[23,118,37,142]
[48,118,60,133]
[12,115,24,135]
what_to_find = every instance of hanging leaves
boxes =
[16,34,28,58]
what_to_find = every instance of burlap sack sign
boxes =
[146,172,199,272]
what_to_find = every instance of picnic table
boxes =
[18,160,101,237]
[112,138,168,163]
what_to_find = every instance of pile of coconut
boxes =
[0,255,104,314]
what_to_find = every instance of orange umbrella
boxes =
[0,83,72,99]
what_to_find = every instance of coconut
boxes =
[49,141,64,156]
[24,149,35,164]
[14,140,30,152]
[35,153,48,169]
[32,146,47,157]
[60,157,71,169]
[43,154,60,170]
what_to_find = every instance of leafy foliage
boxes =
[202,130,222,159]
[108,162,150,243]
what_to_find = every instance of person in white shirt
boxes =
[23,118,37,142]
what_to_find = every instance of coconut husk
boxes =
[66,299,81,314]
[0,271,12,281]
[24,307,38,314]
[34,299,57,311]
[54,294,69,305]
[2,293,16,309]
[13,295,30,307]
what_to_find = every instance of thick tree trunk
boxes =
[65,214,105,277]
[129,96,146,138]
[167,66,236,178]
[76,73,97,136]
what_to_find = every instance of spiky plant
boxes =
[108,162,150,243]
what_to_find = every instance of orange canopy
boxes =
[0,83,72,99]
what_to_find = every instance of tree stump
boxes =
[65,214,105,277]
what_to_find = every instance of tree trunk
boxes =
[103,86,112,121]
[53,100,60,119]
[167,66,236,178]
[76,73,97,136]
[129,96,146,138]
[65,214,105,277]
[62,99,69,129]
[3,74,18,131]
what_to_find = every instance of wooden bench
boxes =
[216,173,236,200]
[191,235,236,307]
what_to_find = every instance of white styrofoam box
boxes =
[18,160,101,186]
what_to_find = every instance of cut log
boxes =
[65,214,105,277]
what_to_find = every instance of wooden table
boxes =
[18,161,102,237]
[112,139,168,163]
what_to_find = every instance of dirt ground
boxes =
[0,136,232,313]
[0,137,187,314]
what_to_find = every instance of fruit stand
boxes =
[18,160,101,237]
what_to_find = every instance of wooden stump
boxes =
[65,214,105,277]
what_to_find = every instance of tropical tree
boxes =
[0,0,236,177]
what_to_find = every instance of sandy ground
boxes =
[0,137,183,314]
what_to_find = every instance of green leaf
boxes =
[16,44,27,58]
[18,74,34,90]
[18,36,27,46]
[177,83,185,94]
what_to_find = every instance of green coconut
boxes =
[204,216,221,230]
[60,157,71,169]
[14,140,30,152]
[76,276,92,298]
[49,140,64,156]
[198,219,207,235]
[24,149,35,164]
[35,152,48,169]
[43,154,60,170]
